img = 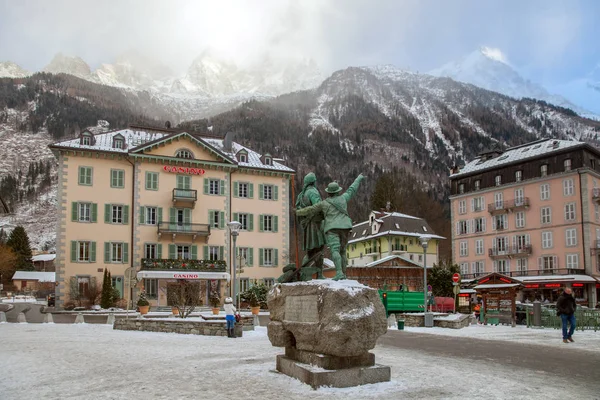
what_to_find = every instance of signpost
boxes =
[452,273,461,313]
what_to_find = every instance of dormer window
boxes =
[495,175,502,186]
[458,183,465,194]
[474,180,481,190]
[114,139,123,149]
[236,149,249,163]
[175,149,194,159]
[82,136,91,146]
[564,159,571,172]
[240,154,247,162]
[540,164,548,177]
[261,153,273,166]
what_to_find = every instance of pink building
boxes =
[450,139,600,306]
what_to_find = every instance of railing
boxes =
[157,222,210,236]
[488,198,530,214]
[526,309,599,331]
[508,268,585,277]
[172,188,197,202]
[141,258,227,272]
[488,245,532,258]
[460,272,487,279]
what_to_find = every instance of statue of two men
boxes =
[296,173,364,281]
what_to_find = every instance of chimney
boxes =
[224,131,234,152]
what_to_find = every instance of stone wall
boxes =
[395,313,472,329]
[114,318,243,337]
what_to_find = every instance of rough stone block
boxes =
[276,355,390,389]
[285,347,375,370]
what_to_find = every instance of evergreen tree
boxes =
[6,226,33,271]
[428,261,460,297]
[100,268,113,309]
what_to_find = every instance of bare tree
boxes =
[167,281,202,318]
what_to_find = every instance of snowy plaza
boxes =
[1,323,600,400]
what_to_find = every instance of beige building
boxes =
[49,125,294,309]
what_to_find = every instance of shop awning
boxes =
[473,283,521,290]
[137,270,230,281]
[514,275,597,284]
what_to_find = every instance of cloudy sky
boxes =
[0,0,598,86]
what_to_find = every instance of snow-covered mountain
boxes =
[43,53,92,78]
[429,47,592,117]
[0,61,30,78]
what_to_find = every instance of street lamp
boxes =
[227,221,242,309]
[420,236,433,327]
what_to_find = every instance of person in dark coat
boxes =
[556,287,577,343]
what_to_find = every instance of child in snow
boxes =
[224,297,236,338]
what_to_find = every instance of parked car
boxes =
[47,293,55,307]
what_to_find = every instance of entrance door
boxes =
[112,276,124,298]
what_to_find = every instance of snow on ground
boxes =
[402,324,600,352]
[1,324,599,399]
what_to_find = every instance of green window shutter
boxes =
[104,242,110,263]
[119,171,124,187]
[259,184,264,200]
[219,246,224,260]
[71,202,78,221]
[259,248,264,266]
[234,182,239,197]
[184,176,191,190]
[184,208,191,224]
[71,241,77,262]
[123,243,129,263]
[153,173,158,190]
[249,214,254,231]
[220,180,225,195]
[123,205,129,225]
[110,170,116,188]
[78,167,84,185]
[157,207,163,224]
[88,167,93,185]
[274,185,279,201]
[274,249,279,267]
[104,204,111,223]
[274,216,278,232]
[191,245,198,260]
[169,244,176,259]
[248,248,254,266]
[145,172,151,190]
[169,208,176,223]
[203,245,208,260]
[91,203,97,223]
[90,242,96,263]
[209,210,214,226]
[157,244,162,259]
[139,206,145,224]
[176,175,184,189]
[249,183,254,199]
[203,178,209,194]
[259,215,264,232]
[219,211,225,229]
[233,212,238,223]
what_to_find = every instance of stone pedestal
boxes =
[43,313,54,324]
[17,312,27,323]
[267,280,390,389]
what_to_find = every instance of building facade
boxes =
[347,211,443,268]
[49,126,294,309]
[450,139,600,306]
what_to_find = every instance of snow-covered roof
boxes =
[50,127,294,173]
[349,211,444,244]
[451,139,585,178]
[12,271,56,282]
[349,230,444,245]
[363,255,428,269]
[32,254,56,262]
[473,283,521,290]
[514,275,598,283]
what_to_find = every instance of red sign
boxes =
[173,273,200,279]
[458,293,470,297]
[524,284,540,289]
[163,165,206,175]
[545,283,561,288]
[452,273,461,283]
[572,283,584,288]
[499,277,512,283]
[479,277,491,284]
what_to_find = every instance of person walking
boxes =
[556,287,577,343]
[224,297,236,338]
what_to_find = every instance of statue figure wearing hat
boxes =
[296,174,365,280]
[295,172,325,277]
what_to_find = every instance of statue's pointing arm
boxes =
[296,201,323,217]
[343,174,365,202]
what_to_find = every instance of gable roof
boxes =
[12,271,56,282]
[362,255,432,269]
[349,211,444,244]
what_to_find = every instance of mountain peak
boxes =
[44,53,91,77]
[0,61,30,78]
[478,46,509,64]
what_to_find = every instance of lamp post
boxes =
[227,221,242,309]
[420,236,431,324]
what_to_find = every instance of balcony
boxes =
[172,188,197,205]
[141,258,226,272]
[488,245,533,259]
[157,222,210,241]
[593,188,600,203]
[488,198,530,215]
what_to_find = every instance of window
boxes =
[112,205,123,224]
[78,166,93,186]
[261,215,278,232]
[457,220,468,235]
[566,254,579,269]
[564,203,576,221]
[458,183,465,194]
[515,170,523,182]
[540,164,548,177]
[239,278,250,293]
[176,149,193,159]
[596,204,600,223]
[474,217,486,233]
[494,237,507,253]
[495,175,502,186]
[472,196,484,212]
[541,207,551,224]
[78,202,91,222]
[264,278,275,288]
[540,184,550,200]
[146,207,157,225]
[515,211,525,228]
[514,234,530,251]
[110,169,125,188]
[260,248,278,267]
[592,159,597,169]
[475,239,484,255]
[514,188,524,206]
[539,255,557,271]
[82,136,91,146]
[262,184,274,200]
[563,179,574,196]
[208,246,220,261]
[474,180,481,191]
[111,242,124,263]
[176,175,191,190]
[176,245,191,260]
[565,228,577,247]
[144,279,158,299]
[418,255,423,262]
[77,276,90,298]
[264,157,272,166]
[458,200,466,214]
[564,159,572,171]
[145,172,158,190]
[238,182,249,198]
[460,263,469,275]
[542,231,553,249]
[209,179,221,195]
[494,192,503,209]
[494,260,509,274]
[237,247,253,267]
[494,214,507,230]
[239,154,247,163]
[144,244,157,259]
[472,261,485,275]
[210,210,222,229]
[459,241,468,257]
[516,258,528,272]
[114,139,123,149]
[79,241,90,262]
